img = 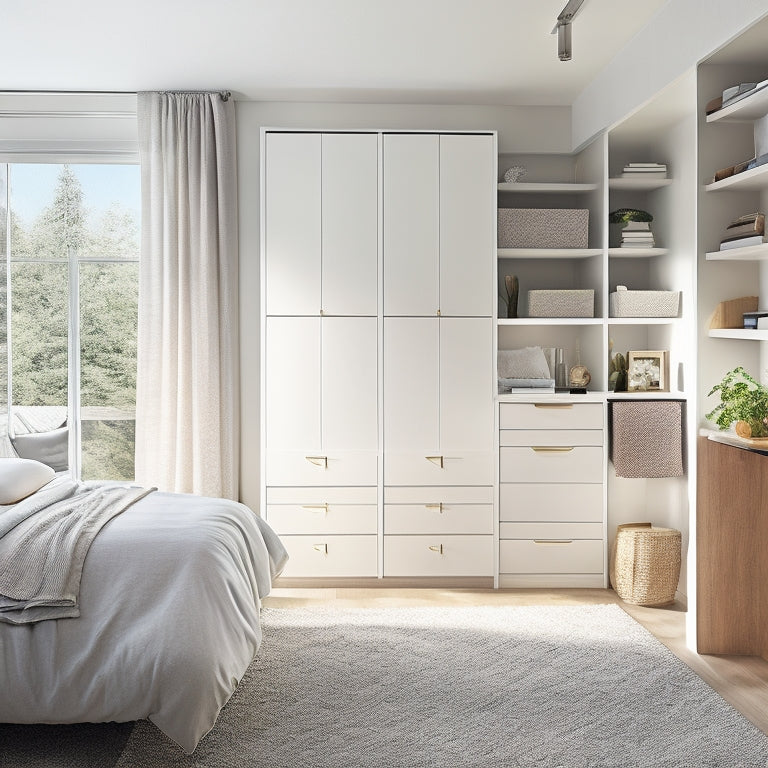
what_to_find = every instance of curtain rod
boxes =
[0,89,231,101]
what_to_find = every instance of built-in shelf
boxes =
[497,181,598,193]
[608,317,680,324]
[708,328,768,340]
[608,177,673,191]
[706,243,768,260]
[497,391,687,402]
[497,248,602,259]
[705,162,768,192]
[498,317,602,326]
[706,85,768,123]
[607,391,687,400]
[608,247,669,258]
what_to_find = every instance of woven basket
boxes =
[610,523,681,606]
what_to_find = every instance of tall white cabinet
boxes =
[261,129,497,581]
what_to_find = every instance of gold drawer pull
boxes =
[306,455,328,468]
[531,446,575,452]
[426,455,444,468]
[533,403,573,409]
[302,504,329,514]
[425,503,443,512]
[312,543,328,554]
[428,544,444,554]
[534,540,573,545]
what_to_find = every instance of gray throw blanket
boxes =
[0,478,154,624]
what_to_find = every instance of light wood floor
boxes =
[263,587,768,736]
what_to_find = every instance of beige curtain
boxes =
[135,92,239,499]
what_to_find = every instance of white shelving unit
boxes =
[706,243,768,260]
[608,247,669,257]
[497,181,598,193]
[608,177,674,191]
[498,248,602,259]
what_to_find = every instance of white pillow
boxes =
[0,458,56,505]
[497,346,551,379]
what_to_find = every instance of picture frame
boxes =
[627,350,669,392]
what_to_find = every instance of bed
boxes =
[0,465,287,753]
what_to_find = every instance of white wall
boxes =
[572,0,768,150]
[236,101,571,508]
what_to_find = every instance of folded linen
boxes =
[498,377,556,389]
[498,346,551,379]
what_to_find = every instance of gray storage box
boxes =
[609,289,680,318]
[528,289,594,318]
[498,208,589,249]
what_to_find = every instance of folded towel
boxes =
[498,347,551,379]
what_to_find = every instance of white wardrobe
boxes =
[261,129,496,581]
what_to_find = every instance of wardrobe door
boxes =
[382,134,439,317]
[264,132,321,315]
[439,134,495,317]
[321,133,379,316]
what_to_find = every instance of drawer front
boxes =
[499,522,603,539]
[384,486,493,504]
[500,429,602,447]
[499,539,603,574]
[267,504,377,535]
[279,535,377,578]
[384,535,493,577]
[499,483,603,522]
[267,486,377,504]
[500,446,603,484]
[500,402,603,430]
[385,504,493,535]
[266,451,377,486]
[385,451,494,486]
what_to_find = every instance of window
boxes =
[1,163,140,481]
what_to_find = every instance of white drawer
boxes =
[385,451,493,486]
[384,535,493,577]
[500,446,603,484]
[499,539,603,574]
[384,486,493,504]
[499,522,603,539]
[499,483,603,522]
[500,402,603,430]
[385,504,493,535]
[266,450,377,486]
[500,429,602,447]
[278,535,377,578]
[267,504,377,535]
[267,486,377,504]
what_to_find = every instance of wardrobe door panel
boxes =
[264,132,321,315]
[321,133,378,316]
[439,134,495,317]
[383,134,439,316]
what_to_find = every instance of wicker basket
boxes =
[610,523,681,606]
[609,289,680,318]
[528,289,594,318]
[498,208,589,248]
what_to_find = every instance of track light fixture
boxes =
[552,0,585,61]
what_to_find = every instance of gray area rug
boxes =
[113,604,768,768]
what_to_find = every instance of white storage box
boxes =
[609,288,680,318]
[528,289,594,318]
[498,208,589,249]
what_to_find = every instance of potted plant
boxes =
[706,366,768,438]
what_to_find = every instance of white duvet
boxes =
[0,489,287,753]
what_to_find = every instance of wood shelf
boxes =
[708,328,768,340]
[705,162,768,191]
[706,85,768,123]
[497,248,602,259]
[608,247,669,257]
[497,182,598,193]
[608,177,673,191]
[706,243,768,261]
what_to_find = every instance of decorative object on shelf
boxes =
[719,211,766,250]
[554,347,568,390]
[609,286,680,318]
[527,288,594,318]
[497,346,555,394]
[568,341,590,390]
[626,350,669,392]
[608,208,654,248]
[500,274,519,318]
[498,208,589,248]
[608,208,653,225]
[706,366,768,439]
[608,347,628,392]
[709,296,758,329]
[620,162,667,179]
[502,165,526,183]
[743,310,768,329]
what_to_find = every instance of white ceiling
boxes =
[1,0,669,105]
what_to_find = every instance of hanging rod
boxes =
[0,89,231,101]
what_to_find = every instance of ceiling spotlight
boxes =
[552,0,585,61]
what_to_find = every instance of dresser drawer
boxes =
[266,450,377,486]
[500,522,603,539]
[385,504,493,535]
[384,451,493,486]
[499,483,603,522]
[499,539,603,574]
[500,402,603,430]
[500,429,602,447]
[384,535,493,577]
[278,535,378,578]
[500,446,603,484]
[384,486,493,504]
[267,503,377,535]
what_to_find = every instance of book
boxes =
[724,214,765,238]
[719,234,768,250]
[721,78,768,109]
[622,220,651,231]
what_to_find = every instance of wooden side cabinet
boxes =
[697,436,768,660]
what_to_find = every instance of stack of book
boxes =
[620,220,655,248]
[719,212,767,251]
[621,162,667,178]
